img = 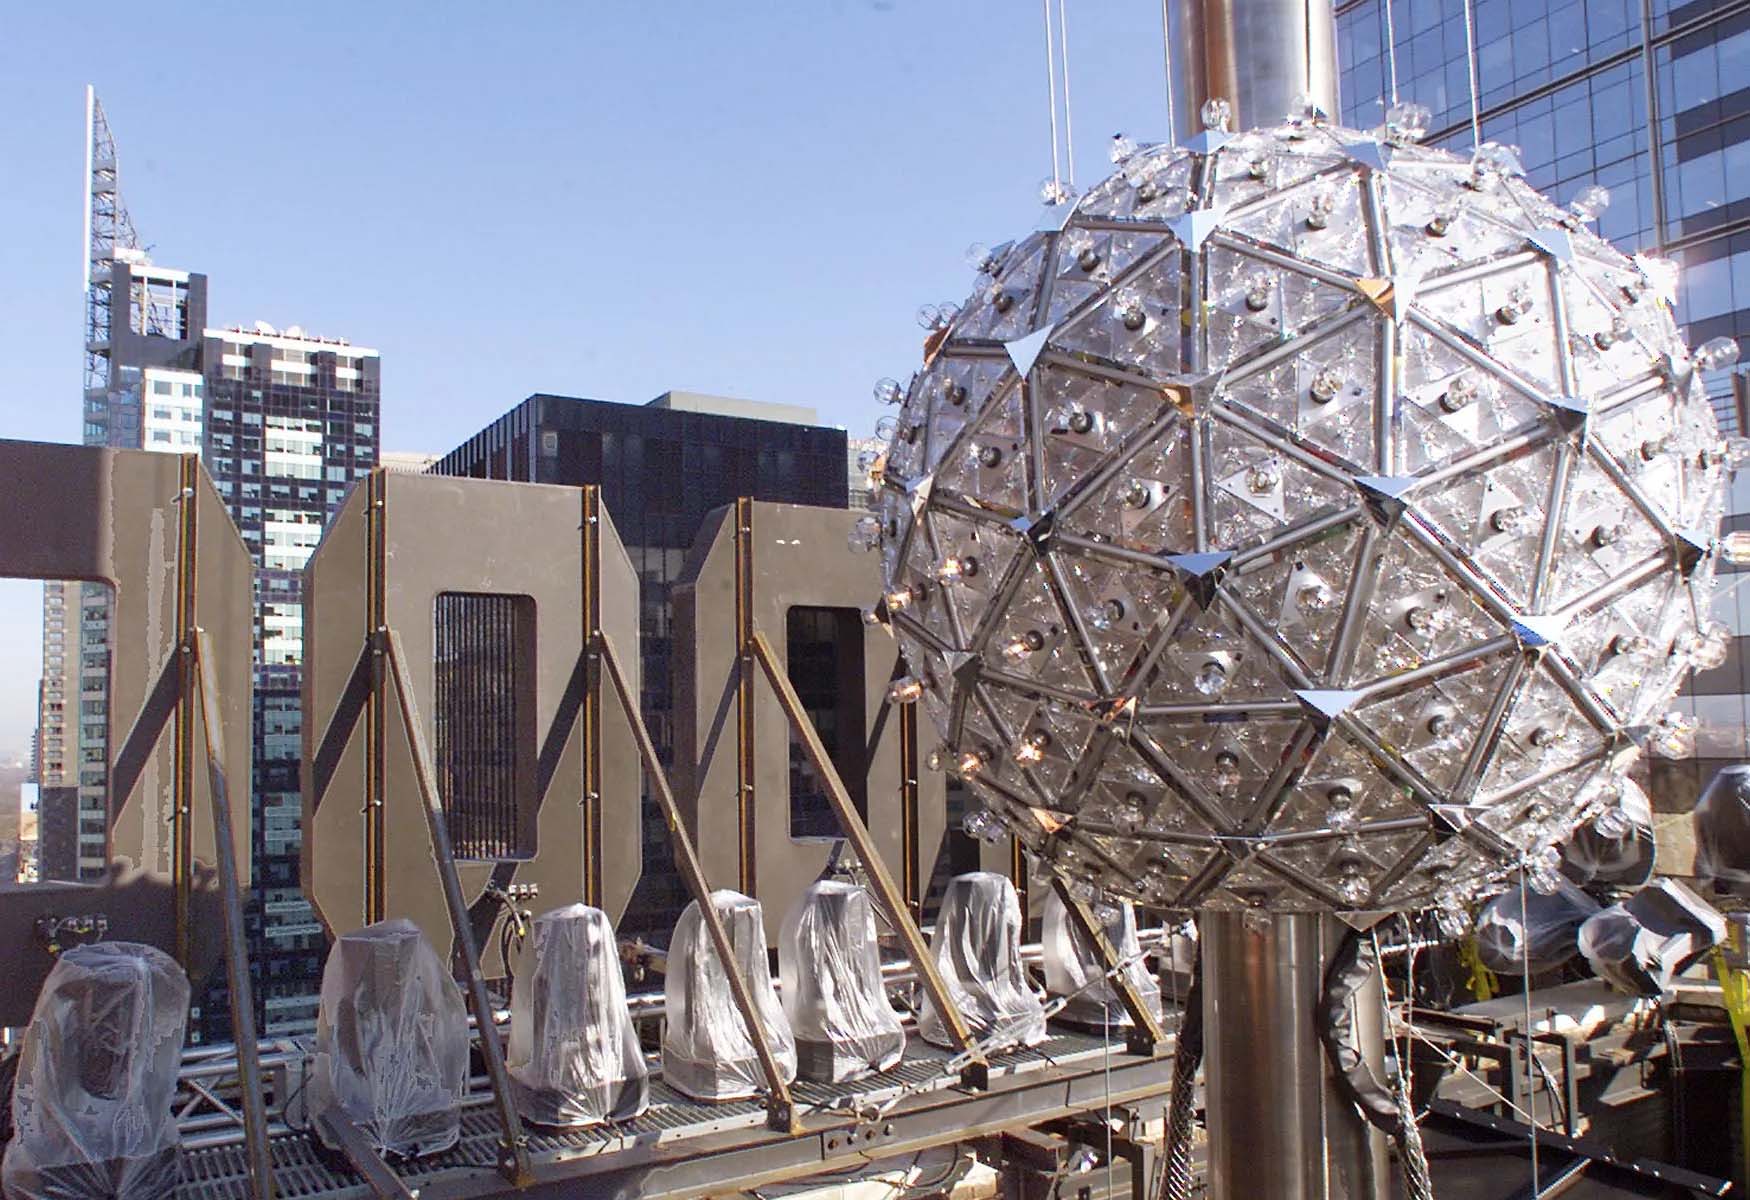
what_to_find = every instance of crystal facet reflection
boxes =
[869,119,1728,914]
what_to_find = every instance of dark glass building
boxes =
[1334,0,1750,807]
[433,390,849,933]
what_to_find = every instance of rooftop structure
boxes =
[433,391,848,936]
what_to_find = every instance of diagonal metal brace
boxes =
[595,631,801,1134]
[380,628,534,1186]
[192,630,276,1199]
[314,1110,418,1200]
[1049,876,1167,1056]
[747,629,990,1088]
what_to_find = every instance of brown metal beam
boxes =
[314,1110,419,1200]
[173,453,198,969]
[381,628,534,1185]
[192,629,275,1200]
[898,673,921,920]
[733,496,756,895]
[365,469,387,924]
[1048,876,1167,1056]
[595,630,800,1134]
[582,485,603,908]
[746,629,988,1084]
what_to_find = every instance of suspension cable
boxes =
[1160,0,1176,143]
[1519,875,1542,1196]
[1056,0,1076,187]
[1042,0,1062,192]
[1383,0,1400,104]
[1461,0,1482,146]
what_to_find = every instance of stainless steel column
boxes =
[1167,0,1339,142]
[1201,911,1389,1200]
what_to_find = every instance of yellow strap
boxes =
[1711,949,1750,1186]
[1459,935,1497,1002]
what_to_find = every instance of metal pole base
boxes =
[1201,911,1390,1200]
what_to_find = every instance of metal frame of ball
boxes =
[860,105,1734,918]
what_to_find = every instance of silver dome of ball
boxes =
[866,111,1732,917]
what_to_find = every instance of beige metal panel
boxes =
[672,501,948,944]
[595,502,643,921]
[302,472,641,974]
[0,440,253,1022]
[301,477,373,932]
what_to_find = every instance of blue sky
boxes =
[0,2,1197,754]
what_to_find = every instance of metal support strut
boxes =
[1048,875,1167,1056]
[380,628,534,1186]
[747,629,990,1087]
[596,631,801,1134]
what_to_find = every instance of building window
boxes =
[433,593,536,860]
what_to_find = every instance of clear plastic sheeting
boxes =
[1040,889,1163,1028]
[1561,778,1656,889]
[663,890,797,1102]
[507,904,650,1127]
[1579,879,1727,996]
[1472,880,1598,975]
[778,881,907,1082]
[1695,764,1750,897]
[1,942,189,1200]
[918,872,1046,1051]
[309,918,469,1158]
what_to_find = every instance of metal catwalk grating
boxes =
[174,1032,1116,1200]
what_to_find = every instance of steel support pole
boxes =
[596,631,801,1133]
[192,630,275,1200]
[1166,0,1339,142]
[380,629,534,1185]
[1200,911,1388,1200]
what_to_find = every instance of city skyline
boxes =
[0,4,1185,756]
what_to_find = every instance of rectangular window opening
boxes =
[785,606,868,840]
[433,592,536,860]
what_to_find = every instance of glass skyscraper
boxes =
[1334,0,1750,810]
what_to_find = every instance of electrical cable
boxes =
[1519,875,1541,1197]
[1156,945,1201,1200]
[1317,925,1438,1200]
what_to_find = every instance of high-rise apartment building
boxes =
[433,390,848,934]
[36,91,214,885]
[36,91,379,1036]
[1333,0,1750,818]
[198,324,381,1035]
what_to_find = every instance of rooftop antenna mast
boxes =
[84,85,140,435]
